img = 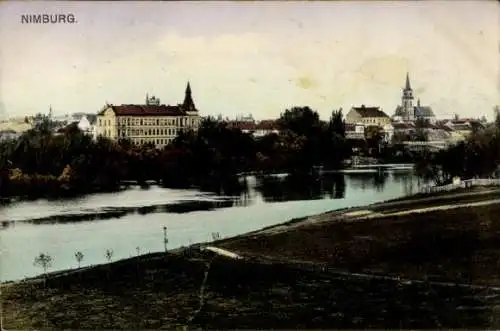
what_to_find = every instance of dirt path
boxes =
[341,198,500,222]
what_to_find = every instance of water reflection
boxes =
[1,198,246,226]
[255,173,346,202]
[2,167,423,282]
[342,169,390,192]
[392,171,419,196]
[1,169,419,227]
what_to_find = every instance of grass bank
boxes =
[3,188,500,329]
[220,189,500,285]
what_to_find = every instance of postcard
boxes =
[1,1,500,329]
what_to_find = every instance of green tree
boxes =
[364,126,383,154]
[277,106,322,138]
[494,106,500,132]
[329,108,345,138]
[105,249,114,262]
[34,253,53,276]
[323,108,349,167]
[75,251,84,268]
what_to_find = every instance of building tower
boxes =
[145,93,160,106]
[182,81,196,112]
[402,72,414,121]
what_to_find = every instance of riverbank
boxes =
[4,188,500,329]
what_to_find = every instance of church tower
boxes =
[402,72,414,121]
[182,81,197,112]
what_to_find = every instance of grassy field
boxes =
[221,192,500,285]
[4,189,500,329]
[3,249,500,329]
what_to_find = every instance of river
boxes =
[0,165,423,282]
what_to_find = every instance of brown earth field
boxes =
[3,188,500,329]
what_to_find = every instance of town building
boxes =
[345,105,391,127]
[0,129,21,142]
[392,73,436,124]
[95,82,201,148]
[344,123,365,140]
[441,118,485,138]
[382,123,394,143]
[226,119,280,138]
[76,114,97,138]
[52,112,98,138]
[0,117,32,134]
[253,120,280,137]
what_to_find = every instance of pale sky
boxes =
[1,1,499,120]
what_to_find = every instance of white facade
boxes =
[382,123,394,143]
[253,128,279,138]
[77,115,96,138]
[345,123,365,140]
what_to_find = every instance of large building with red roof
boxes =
[95,82,201,148]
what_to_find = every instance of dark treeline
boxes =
[0,107,349,199]
[415,110,500,185]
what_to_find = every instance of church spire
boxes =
[182,81,196,111]
[405,72,412,90]
[401,72,414,122]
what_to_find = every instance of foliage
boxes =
[33,253,53,275]
[0,107,349,199]
[211,232,221,241]
[364,126,383,150]
[415,121,500,184]
[75,251,84,268]
[495,106,500,133]
[105,249,114,262]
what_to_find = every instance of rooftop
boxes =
[226,120,279,131]
[100,104,191,117]
[352,106,389,118]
